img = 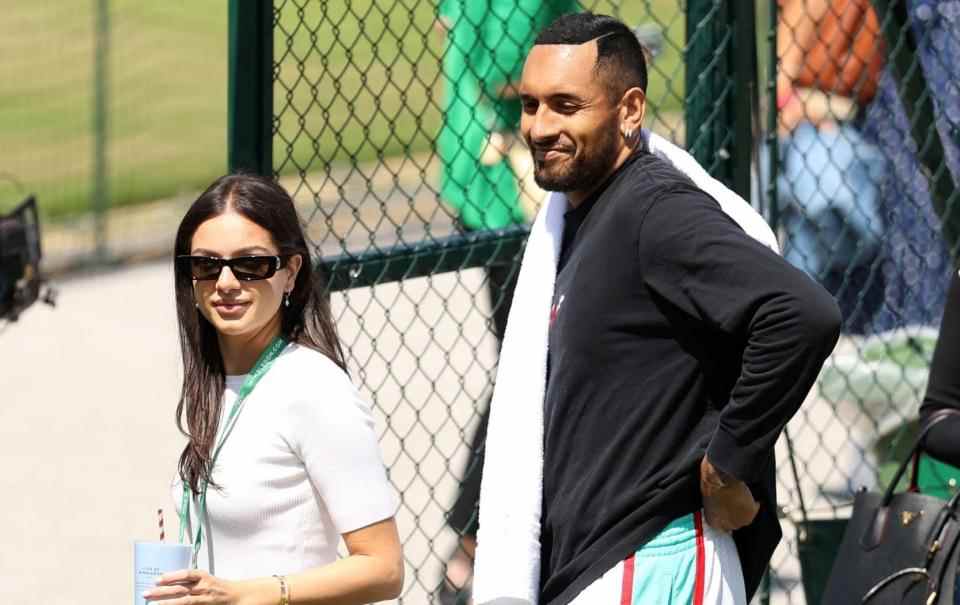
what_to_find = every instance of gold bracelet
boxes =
[273,574,289,605]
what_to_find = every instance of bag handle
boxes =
[881,409,960,507]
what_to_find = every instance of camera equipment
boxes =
[1,196,54,321]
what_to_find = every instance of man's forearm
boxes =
[708,285,841,483]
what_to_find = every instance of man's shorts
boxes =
[569,511,747,605]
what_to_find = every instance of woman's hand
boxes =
[141,519,403,604]
[143,569,245,604]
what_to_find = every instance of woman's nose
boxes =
[216,265,241,292]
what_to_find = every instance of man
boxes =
[475,13,841,605]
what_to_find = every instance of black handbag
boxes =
[821,410,960,604]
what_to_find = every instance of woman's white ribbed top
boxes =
[172,344,398,579]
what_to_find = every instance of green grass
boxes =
[1,1,229,219]
[1,0,687,221]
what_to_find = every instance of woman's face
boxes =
[189,211,301,341]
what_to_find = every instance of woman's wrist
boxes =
[233,577,287,605]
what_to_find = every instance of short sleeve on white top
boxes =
[282,347,398,533]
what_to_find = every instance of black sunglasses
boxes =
[177,255,290,281]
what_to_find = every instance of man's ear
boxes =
[619,87,646,134]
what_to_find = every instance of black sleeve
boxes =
[638,188,842,484]
[919,270,960,467]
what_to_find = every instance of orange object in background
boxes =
[796,0,885,105]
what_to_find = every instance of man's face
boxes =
[519,42,622,196]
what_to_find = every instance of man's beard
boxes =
[531,125,620,193]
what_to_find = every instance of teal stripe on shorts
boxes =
[628,513,700,604]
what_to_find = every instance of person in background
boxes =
[779,0,957,335]
[145,174,402,605]
[872,2,960,528]
[858,0,957,334]
[916,269,960,605]
[776,0,887,334]
[434,2,576,603]
[437,0,578,231]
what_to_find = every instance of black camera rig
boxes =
[1,196,55,321]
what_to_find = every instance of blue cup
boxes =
[133,541,192,605]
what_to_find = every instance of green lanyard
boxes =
[178,335,288,566]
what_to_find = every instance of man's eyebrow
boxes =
[547,92,586,104]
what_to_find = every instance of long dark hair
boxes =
[173,173,346,493]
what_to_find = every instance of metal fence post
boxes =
[685,0,754,200]
[92,0,109,261]
[685,0,720,172]
[228,1,273,176]
[765,0,780,232]
[731,2,757,202]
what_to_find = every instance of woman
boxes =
[145,174,403,604]
[919,269,960,471]
[917,270,960,604]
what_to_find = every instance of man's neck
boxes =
[566,145,636,208]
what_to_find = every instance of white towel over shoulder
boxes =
[473,130,778,605]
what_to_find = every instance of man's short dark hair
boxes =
[534,13,648,98]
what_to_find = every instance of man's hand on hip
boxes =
[700,456,760,532]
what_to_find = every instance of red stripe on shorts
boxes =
[620,553,635,605]
[693,511,706,605]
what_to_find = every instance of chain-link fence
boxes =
[231,1,960,604]
[773,0,960,603]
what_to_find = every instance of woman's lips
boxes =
[213,302,249,318]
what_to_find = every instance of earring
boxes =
[623,128,634,143]
[283,292,291,307]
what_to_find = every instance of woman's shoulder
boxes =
[270,343,367,409]
[266,344,376,443]
[275,343,350,381]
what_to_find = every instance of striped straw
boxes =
[158,508,165,542]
